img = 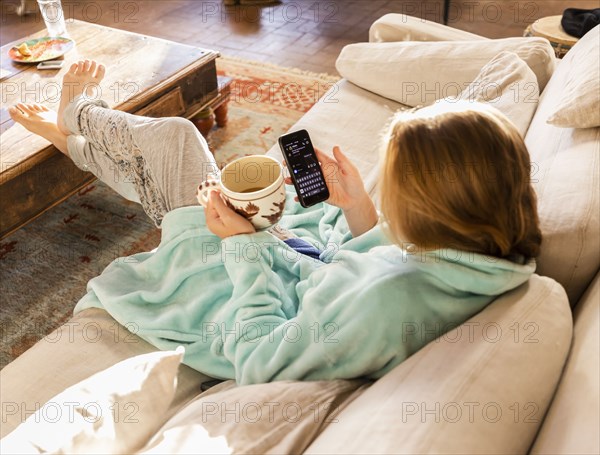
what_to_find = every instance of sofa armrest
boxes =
[305,275,573,454]
[0,308,209,439]
[369,13,488,43]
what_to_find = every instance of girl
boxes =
[9,60,541,384]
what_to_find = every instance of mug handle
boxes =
[196,175,220,207]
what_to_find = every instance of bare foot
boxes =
[57,59,105,135]
[9,103,69,155]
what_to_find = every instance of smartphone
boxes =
[278,129,330,208]
[37,60,64,70]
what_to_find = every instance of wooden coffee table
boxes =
[0,20,221,239]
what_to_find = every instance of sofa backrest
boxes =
[524,27,600,306]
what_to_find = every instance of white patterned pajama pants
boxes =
[63,95,219,227]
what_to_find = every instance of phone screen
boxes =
[279,130,329,207]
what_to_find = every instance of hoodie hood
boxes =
[405,248,536,296]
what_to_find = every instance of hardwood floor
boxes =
[1,0,598,75]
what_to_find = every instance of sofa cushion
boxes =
[525,32,600,305]
[452,51,539,136]
[546,25,600,128]
[335,37,555,108]
[0,348,184,454]
[305,275,572,455]
[0,308,209,439]
[530,271,600,455]
[527,129,599,305]
[138,378,368,454]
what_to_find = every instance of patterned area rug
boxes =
[0,57,339,369]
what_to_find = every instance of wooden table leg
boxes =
[191,108,215,138]
[190,76,232,138]
[214,100,229,127]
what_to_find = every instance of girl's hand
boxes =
[284,146,369,211]
[285,145,378,237]
[206,190,256,239]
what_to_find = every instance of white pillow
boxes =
[0,348,184,454]
[138,378,367,454]
[452,51,539,136]
[336,37,555,107]
[546,25,600,128]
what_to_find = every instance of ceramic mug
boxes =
[196,155,286,230]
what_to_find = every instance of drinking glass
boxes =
[36,0,67,36]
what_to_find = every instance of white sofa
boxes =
[1,15,598,454]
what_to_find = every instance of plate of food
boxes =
[8,37,74,63]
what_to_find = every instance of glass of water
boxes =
[36,0,67,36]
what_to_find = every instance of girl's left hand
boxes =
[283,146,368,211]
[206,190,256,239]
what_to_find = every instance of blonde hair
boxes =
[380,101,542,259]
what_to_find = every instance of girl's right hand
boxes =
[284,145,369,211]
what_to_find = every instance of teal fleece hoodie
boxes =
[75,189,535,384]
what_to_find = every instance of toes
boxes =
[18,103,47,115]
[8,106,24,119]
[16,103,34,115]
[68,60,103,78]
[94,64,106,80]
